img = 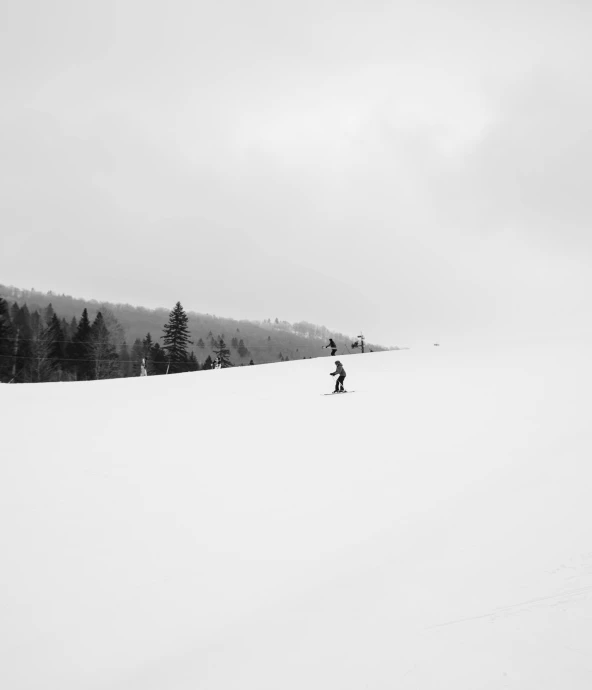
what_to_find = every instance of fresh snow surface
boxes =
[2,345,592,690]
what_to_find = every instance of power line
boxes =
[0,336,129,344]
[0,336,332,355]
[0,353,147,364]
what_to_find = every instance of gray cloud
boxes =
[2,1,591,345]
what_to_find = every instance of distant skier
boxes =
[330,360,346,393]
[324,338,337,356]
[213,356,222,370]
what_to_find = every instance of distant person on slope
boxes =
[330,360,346,393]
[324,338,337,356]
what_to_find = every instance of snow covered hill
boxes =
[2,345,591,689]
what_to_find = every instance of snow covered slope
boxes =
[2,345,591,689]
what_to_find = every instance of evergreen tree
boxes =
[30,320,57,383]
[60,317,71,341]
[44,303,55,327]
[161,302,192,374]
[69,308,93,380]
[237,338,249,358]
[14,305,31,332]
[30,310,41,338]
[142,333,153,358]
[188,351,199,371]
[10,302,19,325]
[231,336,239,349]
[89,311,119,380]
[101,309,125,353]
[13,305,33,382]
[57,316,76,378]
[47,314,66,369]
[139,333,155,375]
[249,359,254,365]
[213,337,232,368]
[0,298,13,382]
[21,308,64,383]
[149,343,168,375]
[197,337,205,349]
[203,354,213,370]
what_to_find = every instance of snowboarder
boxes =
[324,338,337,356]
[330,360,346,393]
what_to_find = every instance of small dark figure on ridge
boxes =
[325,338,337,356]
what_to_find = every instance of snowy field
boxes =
[2,343,592,690]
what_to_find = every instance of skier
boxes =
[324,338,337,356]
[330,360,346,393]
[213,356,222,370]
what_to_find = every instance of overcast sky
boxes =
[1,0,591,346]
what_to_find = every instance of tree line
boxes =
[0,299,253,383]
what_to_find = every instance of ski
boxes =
[322,391,354,396]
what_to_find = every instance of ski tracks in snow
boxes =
[428,550,592,630]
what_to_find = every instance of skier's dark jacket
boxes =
[331,362,346,377]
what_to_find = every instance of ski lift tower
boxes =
[358,333,365,354]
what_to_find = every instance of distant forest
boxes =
[0,284,392,383]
